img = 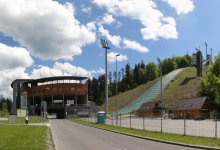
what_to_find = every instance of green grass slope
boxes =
[105,67,201,114]
[105,79,158,113]
[154,67,201,103]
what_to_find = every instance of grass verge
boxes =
[16,116,49,124]
[70,119,220,148]
[0,124,53,150]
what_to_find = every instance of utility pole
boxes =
[116,53,120,125]
[101,39,110,117]
[205,42,208,75]
[210,48,213,64]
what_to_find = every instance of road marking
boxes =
[104,140,128,150]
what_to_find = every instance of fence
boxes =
[81,112,220,139]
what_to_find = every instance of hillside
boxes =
[154,67,201,104]
[103,79,158,113]
[105,67,201,114]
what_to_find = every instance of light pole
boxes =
[210,48,213,64]
[205,42,208,75]
[116,53,120,125]
[157,58,163,103]
[101,39,110,117]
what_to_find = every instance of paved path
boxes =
[50,119,201,150]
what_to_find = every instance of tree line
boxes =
[201,54,220,111]
[88,55,192,105]
[0,95,12,116]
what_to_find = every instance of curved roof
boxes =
[11,76,88,87]
[11,79,33,88]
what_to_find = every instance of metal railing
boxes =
[80,112,220,139]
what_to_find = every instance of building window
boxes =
[63,88,69,91]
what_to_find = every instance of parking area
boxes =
[84,116,220,138]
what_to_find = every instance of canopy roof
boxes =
[11,76,88,87]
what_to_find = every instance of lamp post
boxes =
[205,42,208,75]
[157,58,163,103]
[210,48,213,64]
[116,53,120,125]
[101,39,110,117]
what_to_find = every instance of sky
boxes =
[0,0,220,98]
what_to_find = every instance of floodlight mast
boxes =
[101,39,110,117]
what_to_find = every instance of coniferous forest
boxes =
[87,55,192,105]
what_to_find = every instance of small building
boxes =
[137,101,163,117]
[137,97,209,119]
[169,97,209,119]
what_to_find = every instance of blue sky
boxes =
[0,0,220,98]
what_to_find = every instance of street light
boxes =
[210,48,213,64]
[205,42,208,75]
[157,58,163,103]
[115,53,120,125]
[101,39,110,117]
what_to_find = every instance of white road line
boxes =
[104,140,128,150]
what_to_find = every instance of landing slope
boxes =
[154,67,201,104]
[115,68,184,115]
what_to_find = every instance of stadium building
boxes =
[11,76,90,118]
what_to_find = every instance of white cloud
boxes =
[96,13,122,28]
[81,6,92,13]
[31,62,91,78]
[0,43,33,98]
[30,62,105,79]
[86,21,97,31]
[0,68,29,98]
[141,17,177,41]
[98,26,149,53]
[123,39,149,53]
[0,43,33,70]
[99,14,115,25]
[164,0,195,15]
[107,52,128,63]
[0,0,96,60]
[98,26,122,47]
[91,68,105,74]
[93,0,178,40]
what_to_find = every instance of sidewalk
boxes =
[0,122,50,126]
[29,122,50,126]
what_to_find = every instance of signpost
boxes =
[41,101,47,125]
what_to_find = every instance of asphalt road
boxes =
[49,119,202,150]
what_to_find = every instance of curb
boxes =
[75,121,220,150]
